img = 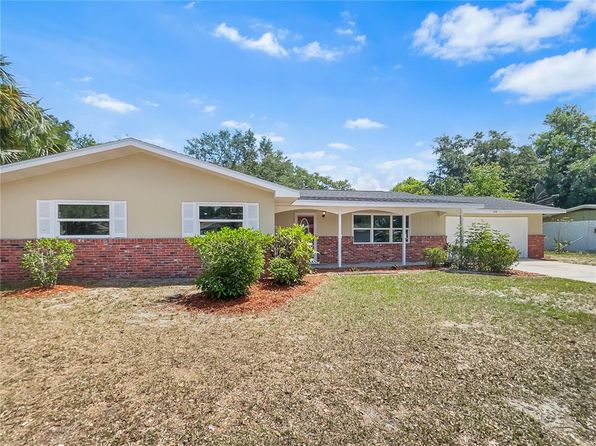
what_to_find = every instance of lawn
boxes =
[1,272,595,446]
[545,250,596,266]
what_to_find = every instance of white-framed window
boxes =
[36,200,127,238]
[181,202,259,236]
[352,214,410,244]
[199,205,244,234]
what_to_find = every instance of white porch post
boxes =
[401,212,407,267]
[459,208,464,249]
[337,212,343,268]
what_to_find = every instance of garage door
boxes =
[446,216,528,258]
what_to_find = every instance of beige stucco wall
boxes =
[1,152,276,238]
[275,210,543,236]
[274,210,446,237]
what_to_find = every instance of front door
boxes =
[296,215,318,263]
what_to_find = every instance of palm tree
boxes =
[0,56,66,164]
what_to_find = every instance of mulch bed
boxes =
[5,284,86,299]
[171,274,328,314]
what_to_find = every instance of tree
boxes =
[71,132,97,149]
[503,145,546,203]
[462,163,516,199]
[430,177,463,195]
[391,177,430,194]
[532,105,596,208]
[0,55,96,164]
[560,155,596,207]
[185,129,352,190]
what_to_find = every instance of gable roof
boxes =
[299,190,564,214]
[0,138,300,198]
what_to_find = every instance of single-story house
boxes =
[0,138,563,283]
[544,204,596,252]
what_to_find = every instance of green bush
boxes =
[186,227,266,299]
[20,238,76,288]
[268,257,301,285]
[268,224,316,282]
[449,222,519,273]
[422,247,448,267]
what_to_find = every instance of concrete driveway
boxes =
[515,259,596,283]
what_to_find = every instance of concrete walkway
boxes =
[515,259,596,283]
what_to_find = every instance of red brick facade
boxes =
[317,236,448,264]
[0,239,200,284]
[1,233,545,284]
[528,234,545,259]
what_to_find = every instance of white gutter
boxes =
[291,199,484,209]
[0,138,300,199]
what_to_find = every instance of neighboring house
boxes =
[0,138,563,283]
[544,205,596,252]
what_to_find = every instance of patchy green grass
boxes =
[545,250,596,266]
[1,272,595,446]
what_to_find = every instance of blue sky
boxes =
[4,0,595,189]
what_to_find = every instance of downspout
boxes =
[402,211,407,267]
[459,208,465,256]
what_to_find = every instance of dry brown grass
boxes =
[1,272,594,445]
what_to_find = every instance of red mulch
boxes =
[5,284,86,298]
[172,275,328,314]
[509,269,544,277]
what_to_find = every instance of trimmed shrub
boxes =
[422,247,448,267]
[269,257,301,285]
[21,238,76,288]
[186,227,266,299]
[449,222,519,273]
[268,224,316,282]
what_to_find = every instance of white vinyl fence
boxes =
[544,220,596,252]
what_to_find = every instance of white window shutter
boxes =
[111,201,127,237]
[244,203,259,230]
[182,202,198,236]
[37,200,55,238]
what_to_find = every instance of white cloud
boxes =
[415,140,426,147]
[376,157,434,173]
[344,117,387,130]
[214,23,288,58]
[418,149,437,161]
[255,132,285,143]
[341,11,357,27]
[414,0,596,62]
[327,142,353,150]
[293,41,343,61]
[492,48,596,102]
[202,104,216,113]
[184,1,195,9]
[138,98,159,107]
[73,76,92,82]
[288,150,337,161]
[354,35,367,45]
[221,120,251,130]
[81,92,138,113]
[335,27,354,36]
[353,174,382,191]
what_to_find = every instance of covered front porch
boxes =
[275,200,479,268]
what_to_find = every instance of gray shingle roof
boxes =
[298,189,563,212]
